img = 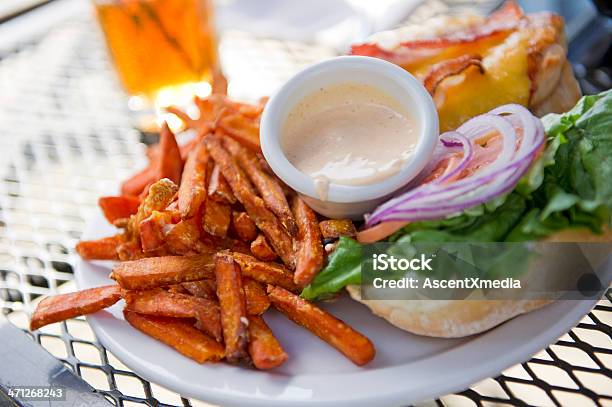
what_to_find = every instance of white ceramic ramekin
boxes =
[260,55,439,219]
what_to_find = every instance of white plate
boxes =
[75,212,597,407]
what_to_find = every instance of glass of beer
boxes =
[94,0,220,114]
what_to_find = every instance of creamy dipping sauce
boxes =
[281,82,419,200]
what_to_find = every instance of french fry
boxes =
[157,122,184,185]
[111,254,215,290]
[205,134,256,196]
[257,155,275,177]
[195,95,227,125]
[193,305,224,343]
[217,113,261,152]
[250,234,277,262]
[76,235,121,260]
[238,97,266,119]
[177,140,208,219]
[121,166,156,197]
[208,163,236,204]
[179,130,207,160]
[167,284,190,295]
[30,285,122,331]
[138,179,179,218]
[245,195,295,267]
[212,65,228,95]
[224,137,297,236]
[165,200,180,215]
[146,142,160,162]
[98,196,140,224]
[124,288,194,318]
[139,211,173,252]
[205,135,295,268]
[117,239,149,261]
[247,315,288,370]
[128,178,178,240]
[230,252,298,292]
[180,278,267,316]
[165,105,198,130]
[165,216,202,255]
[167,95,222,130]
[181,280,217,300]
[232,211,258,242]
[319,219,357,239]
[203,199,231,237]
[243,278,270,315]
[292,196,325,287]
[112,218,129,228]
[198,230,252,256]
[124,310,224,363]
[214,252,249,363]
[123,288,222,342]
[267,286,375,366]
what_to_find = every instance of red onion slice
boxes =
[365,104,544,227]
[435,133,473,184]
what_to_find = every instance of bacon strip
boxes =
[423,54,484,95]
[351,2,523,67]
[30,285,122,330]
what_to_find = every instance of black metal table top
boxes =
[0,1,610,406]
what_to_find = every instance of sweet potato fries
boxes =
[29,94,371,370]
[30,285,122,331]
[268,286,375,366]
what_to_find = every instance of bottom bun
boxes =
[348,227,611,338]
[347,286,551,338]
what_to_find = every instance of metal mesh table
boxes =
[0,1,610,406]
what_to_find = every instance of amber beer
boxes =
[95,0,219,98]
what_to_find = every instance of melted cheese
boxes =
[405,31,531,132]
[441,31,530,132]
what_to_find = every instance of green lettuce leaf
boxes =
[303,90,612,300]
[301,237,362,300]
